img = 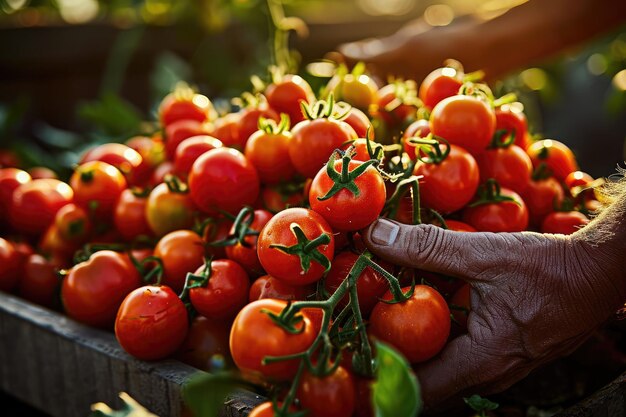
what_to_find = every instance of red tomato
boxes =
[150,161,175,186]
[522,177,565,227]
[450,283,471,330]
[38,224,78,263]
[189,259,250,320]
[347,138,384,162]
[210,113,242,149]
[430,95,496,154]
[402,119,431,160]
[126,135,165,171]
[495,104,529,149]
[249,275,314,302]
[62,250,141,328]
[164,119,211,161]
[230,298,316,380]
[0,168,31,222]
[114,189,152,241]
[70,161,126,218]
[342,107,374,140]
[54,203,91,243]
[419,66,463,110]
[369,285,450,363]
[18,253,59,308]
[237,106,280,150]
[173,135,223,179]
[188,148,260,215]
[159,90,214,126]
[175,315,232,371]
[146,181,196,237]
[115,285,188,360]
[261,185,305,213]
[526,139,578,181]
[265,74,315,125]
[309,158,386,232]
[541,211,589,235]
[297,365,356,417]
[154,230,205,293]
[202,217,233,260]
[374,81,419,128]
[28,167,57,180]
[257,208,335,286]
[565,171,594,189]
[244,126,296,185]
[225,209,273,276]
[445,219,477,232]
[0,238,20,292]
[462,187,529,232]
[81,143,147,186]
[414,144,479,214]
[289,118,358,179]
[10,179,74,235]
[324,251,389,316]
[475,144,532,194]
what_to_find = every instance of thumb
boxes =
[363,218,500,280]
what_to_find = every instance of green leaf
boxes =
[90,392,158,417]
[182,371,243,417]
[77,92,142,136]
[372,341,422,417]
[464,394,499,414]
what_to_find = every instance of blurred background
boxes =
[0,0,625,179]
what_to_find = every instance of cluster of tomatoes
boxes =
[0,60,600,417]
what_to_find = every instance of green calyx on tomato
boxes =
[410,135,451,165]
[300,94,350,121]
[269,223,332,275]
[210,206,259,248]
[164,173,188,194]
[316,148,379,201]
[259,113,291,135]
[488,129,516,149]
[469,178,520,208]
[179,257,213,302]
[382,176,423,225]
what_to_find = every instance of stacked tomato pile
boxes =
[0,61,600,417]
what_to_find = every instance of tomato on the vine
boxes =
[257,208,335,286]
[62,250,141,328]
[402,119,430,160]
[297,365,356,417]
[462,186,529,232]
[115,285,188,360]
[369,285,450,363]
[230,298,316,380]
[249,275,314,302]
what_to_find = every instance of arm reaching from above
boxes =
[363,172,626,407]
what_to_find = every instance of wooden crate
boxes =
[0,292,263,417]
[1,291,624,417]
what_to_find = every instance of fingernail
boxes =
[370,219,399,246]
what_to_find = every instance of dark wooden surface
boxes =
[556,371,626,417]
[0,291,263,417]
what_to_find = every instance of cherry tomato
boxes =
[565,171,594,189]
[189,148,260,215]
[541,211,589,235]
[419,66,463,110]
[225,209,272,276]
[54,203,91,243]
[475,144,532,194]
[414,144,479,214]
[115,285,188,360]
[28,166,57,180]
[202,217,233,260]
[297,365,356,417]
[450,283,471,330]
[176,315,232,371]
[445,219,477,232]
[495,104,529,149]
[324,251,389,316]
[342,107,374,140]
[430,95,496,154]
[164,119,211,161]
[0,237,20,292]
[126,135,165,171]
[327,72,379,110]
[402,119,430,160]
[70,161,126,218]
[146,181,196,237]
[289,118,358,179]
[526,139,578,181]
[0,168,31,223]
[249,275,314,302]
[150,161,175,187]
[10,179,74,235]
[62,250,141,328]
[462,187,529,232]
[257,208,335,286]
[18,253,59,308]
[81,143,147,186]
[348,138,384,162]
[309,158,386,232]
[173,135,223,179]
[374,81,419,129]
[230,298,316,380]
[210,112,242,149]
[154,230,205,293]
[244,125,296,185]
[265,74,315,125]
[369,285,450,363]
[522,177,565,227]
[38,224,77,264]
[237,105,280,150]
[261,184,305,213]
[114,188,152,241]
[159,90,215,126]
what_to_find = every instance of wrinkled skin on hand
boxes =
[362,186,626,407]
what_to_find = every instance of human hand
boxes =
[362,218,626,407]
